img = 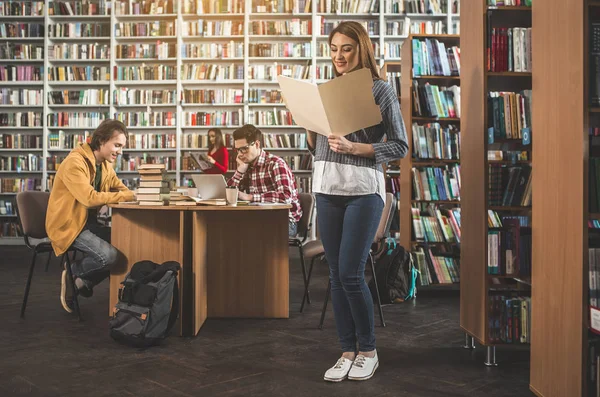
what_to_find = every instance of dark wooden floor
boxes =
[0,246,533,397]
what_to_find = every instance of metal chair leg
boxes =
[298,246,311,305]
[369,253,386,328]
[300,255,317,313]
[20,250,38,318]
[64,254,82,321]
[319,279,331,330]
[44,252,52,272]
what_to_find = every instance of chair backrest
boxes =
[296,193,315,240]
[373,192,397,244]
[16,191,50,240]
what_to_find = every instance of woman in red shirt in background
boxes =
[204,128,229,174]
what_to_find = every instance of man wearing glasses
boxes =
[227,124,302,237]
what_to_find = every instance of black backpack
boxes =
[369,240,417,304]
[109,260,180,347]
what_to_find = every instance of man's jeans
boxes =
[289,221,298,238]
[70,222,118,288]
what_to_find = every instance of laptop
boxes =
[191,174,227,200]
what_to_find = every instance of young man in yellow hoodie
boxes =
[46,119,135,313]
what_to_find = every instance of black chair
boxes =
[289,193,315,310]
[16,191,82,320]
[300,192,398,328]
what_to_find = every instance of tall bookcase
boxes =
[399,33,461,287]
[0,0,460,245]
[529,0,592,395]
[460,0,533,366]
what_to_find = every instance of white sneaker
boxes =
[348,353,379,381]
[324,357,354,382]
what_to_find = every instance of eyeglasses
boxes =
[234,141,256,154]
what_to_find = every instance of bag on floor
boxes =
[109,260,180,347]
[368,239,417,304]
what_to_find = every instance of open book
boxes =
[277,68,382,137]
[170,195,226,206]
[188,152,213,171]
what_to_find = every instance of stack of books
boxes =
[137,164,170,206]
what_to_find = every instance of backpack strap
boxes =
[165,276,179,335]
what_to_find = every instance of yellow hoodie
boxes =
[46,143,135,256]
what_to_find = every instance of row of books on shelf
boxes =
[0,199,14,215]
[115,0,176,15]
[0,44,43,60]
[263,133,308,149]
[386,0,447,13]
[0,65,42,82]
[412,164,461,201]
[48,0,109,16]
[0,1,44,17]
[248,43,312,58]
[317,0,378,13]
[0,221,21,238]
[413,246,459,285]
[195,0,244,14]
[0,178,39,192]
[0,23,44,38]
[114,65,174,81]
[183,89,243,105]
[182,42,244,59]
[411,122,460,160]
[115,21,175,37]
[487,26,532,73]
[411,38,460,77]
[0,134,42,149]
[488,164,532,207]
[488,90,532,141]
[412,81,460,118]
[0,154,42,171]
[488,295,531,345]
[184,110,241,127]
[247,110,294,127]
[184,20,243,37]
[47,112,109,127]
[487,0,530,6]
[248,64,310,81]
[49,89,109,105]
[114,89,175,106]
[251,20,312,36]
[385,174,400,196]
[487,149,529,162]
[182,64,243,81]
[48,66,109,82]
[1,88,43,106]
[115,43,176,59]
[48,131,90,149]
[588,158,600,213]
[48,43,111,60]
[589,247,600,308]
[0,112,42,127]
[385,70,400,97]
[411,206,461,243]
[48,23,110,38]
[487,218,532,277]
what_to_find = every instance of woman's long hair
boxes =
[328,21,382,80]
[207,128,224,152]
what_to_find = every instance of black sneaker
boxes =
[60,269,74,313]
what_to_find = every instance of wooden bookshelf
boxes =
[460,0,533,366]
[400,34,461,288]
[529,0,587,395]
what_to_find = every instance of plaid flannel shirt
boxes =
[227,150,302,223]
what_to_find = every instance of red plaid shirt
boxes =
[227,150,302,223]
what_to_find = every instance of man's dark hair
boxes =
[90,119,129,151]
[232,124,262,145]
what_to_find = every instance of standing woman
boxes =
[306,21,408,382]
[204,128,229,174]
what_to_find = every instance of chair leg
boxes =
[319,279,331,330]
[298,245,311,306]
[44,252,52,272]
[64,254,82,321]
[369,253,386,328]
[300,255,317,313]
[20,250,38,318]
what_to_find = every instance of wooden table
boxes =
[108,203,291,336]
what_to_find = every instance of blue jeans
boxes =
[70,221,118,288]
[289,220,298,238]
[316,193,384,353]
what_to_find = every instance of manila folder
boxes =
[277,68,382,137]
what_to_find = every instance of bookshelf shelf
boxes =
[461,0,533,367]
[49,37,111,41]
[0,82,44,86]
[400,33,462,289]
[115,36,176,40]
[49,15,111,21]
[114,80,176,86]
[487,6,532,11]
[182,35,244,40]
[49,105,110,108]
[0,105,43,108]
[413,75,460,80]
[0,37,44,42]
[181,103,244,107]
[115,104,176,108]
